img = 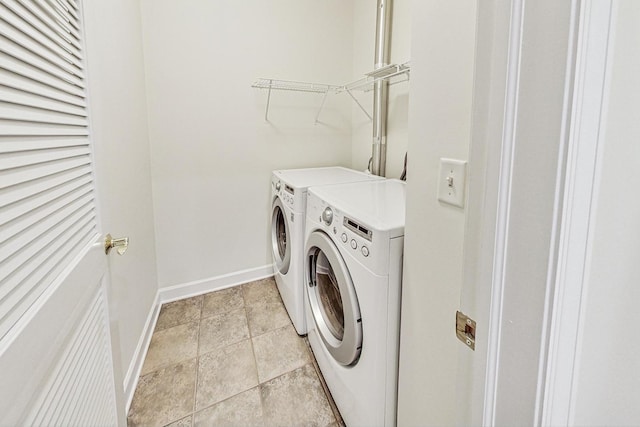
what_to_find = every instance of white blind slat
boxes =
[18,0,81,49]
[46,0,80,32]
[0,85,87,117]
[0,102,87,126]
[0,222,97,339]
[0,145,90,173]
[0,136,88,154]
[0,155,91,189]
[1,1,83,60]
[0,119,89,136]
[32,0,81,41]
[0,53,85,96]
[0,191,93,261]
[0,38,84,88]
[0,175,92,229]
[0,164,91,208]
[0,69,85,108]
[65,0,79,12]
[46,310,103,425]
[0,206,94,287]
[60,0,79,21]
[0,20,84,78]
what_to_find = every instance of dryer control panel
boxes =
[307,193,392,276]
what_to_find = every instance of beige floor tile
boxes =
[260,364,336,427]
[199,308,249,355]
[242,277,281,306]
[141,321,199,376]
[246,299,291,337]
[253,324,310,383]
[128,359,197,427]
[196,339,258,410]
[201,286,244,318]
[164,415,192,427]
[155,296,202,332]
[193,387,264,427]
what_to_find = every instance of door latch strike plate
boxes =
[456,310,476,351]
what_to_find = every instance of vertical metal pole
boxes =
[371,0,392,176]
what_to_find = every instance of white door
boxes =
[0,1,124,424]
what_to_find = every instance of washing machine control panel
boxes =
[272,178,301,210]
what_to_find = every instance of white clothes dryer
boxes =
[304,179,406,427]
[270,167,383,335]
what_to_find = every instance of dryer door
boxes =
[306,231,362,366]
[271,197,291,274]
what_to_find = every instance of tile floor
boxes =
[127,277,344,427]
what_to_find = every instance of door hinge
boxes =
[456,310,476,351]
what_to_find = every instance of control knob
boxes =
[322,207,333,226]
[275,181,281,192]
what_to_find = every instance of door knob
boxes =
[105,234,129,255]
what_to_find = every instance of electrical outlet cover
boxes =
[437,158,467,208]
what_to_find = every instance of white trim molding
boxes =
[123,292,160,412]
[540,1,616,425]
[482,0,525,424]
[158,264,274,304]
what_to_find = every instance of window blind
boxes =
[0,0,97,340]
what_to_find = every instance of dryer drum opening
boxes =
[305,231,363,366]
[313,249,345,340]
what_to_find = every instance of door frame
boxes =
[538,1,616,424]
[467,0,617,424]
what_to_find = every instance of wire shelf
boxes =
[251,78,340,94]
[251,62,410,123]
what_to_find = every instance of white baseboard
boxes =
[123,264,274,412]
[123,292,160,413]
[158,264,274,304]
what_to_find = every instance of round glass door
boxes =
[306,231,362,366]
[271,198,290,274]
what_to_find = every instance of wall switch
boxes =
[437,158,467,208]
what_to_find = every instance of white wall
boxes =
[396,1,477,425]
[351,0,411,178]
[572,2,640,424]
[83,0,158,385]
[139,0,355,288]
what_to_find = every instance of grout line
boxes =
[190,297,204,425]
[242,281,268,421]
[137,320,201,379]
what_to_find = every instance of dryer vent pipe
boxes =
[371,0,392,177]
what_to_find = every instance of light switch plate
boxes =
[437,158,467,208]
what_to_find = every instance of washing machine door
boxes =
[306,231,362,366]
[271,197,290,275]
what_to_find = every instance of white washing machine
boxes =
[270,167,383,335]
[304,179,406,427]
